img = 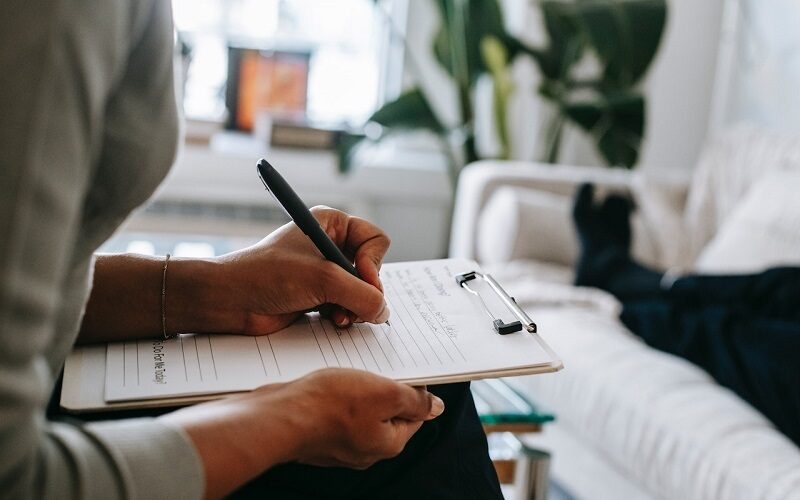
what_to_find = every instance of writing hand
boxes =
[202,206,390,334]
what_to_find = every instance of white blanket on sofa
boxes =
[489,263,800,500]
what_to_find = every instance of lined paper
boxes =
[104,259,556,402]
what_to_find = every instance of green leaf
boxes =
[432,0,509,84]
[433,21,456,78]
[538,1,586,80]
[623,1,668,84]
[338,88,447,174]
[563,92,644,168]
[563,101,603,131]
[369,88,446,134]
[502,35,549,73]
[563,0,666,87]
[336,132,367,174]
[465,0,507,79]
[533,0,665,168]
[481,35,513,158]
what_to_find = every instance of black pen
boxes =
[256,158,390,326]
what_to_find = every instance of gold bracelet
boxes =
[161,253,176,339]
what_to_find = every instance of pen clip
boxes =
[257,159,294,221]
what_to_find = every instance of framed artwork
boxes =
[226,47,311,131]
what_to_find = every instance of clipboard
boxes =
[61,259,562,413]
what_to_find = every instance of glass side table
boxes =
[472,379,555,500]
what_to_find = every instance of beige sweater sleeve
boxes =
[0,1,203,498]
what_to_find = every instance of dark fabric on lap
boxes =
[50,380,502,499]
[230,382,503,500]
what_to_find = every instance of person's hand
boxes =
[162,368,445,499]
[278,369,443,468]
[275,369,445,467]
[195,206,391,335]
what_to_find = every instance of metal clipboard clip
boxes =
[455,271,537,335]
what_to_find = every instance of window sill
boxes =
[145,132,454,260]
[160,131,452,207]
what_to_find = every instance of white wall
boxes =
[639,0,726,171]
[713,0,800,133]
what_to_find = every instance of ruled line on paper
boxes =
[255,337,268,377]
[179,336,188,381]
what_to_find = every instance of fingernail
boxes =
[376,303,390,324]
[335,314,349,327]
[429,396,444,417]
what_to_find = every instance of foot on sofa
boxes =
[572,183,635,288]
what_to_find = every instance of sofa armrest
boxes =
[449,161,635,260]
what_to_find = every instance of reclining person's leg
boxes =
[572,182,800,316]
[669,267,800,321]
[572,183,800,447]
[620,299,800,447]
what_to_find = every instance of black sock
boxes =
[571,184,666,300]
[572,183,634,289]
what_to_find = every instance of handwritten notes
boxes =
[104,259,557,403]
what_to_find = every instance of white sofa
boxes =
[450,127,800,500]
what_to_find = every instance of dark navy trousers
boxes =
[608,265,800,447]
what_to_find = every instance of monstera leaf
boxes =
[537,1,587,81]
[537,0,667,88]
[566,0,667,87]
[369,87,445,133]
[563,91,644,168]
[338,88,446,174]
[534,0,666,167]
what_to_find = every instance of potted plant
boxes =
[339,0,667,186]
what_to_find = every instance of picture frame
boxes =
[225,47,311,131]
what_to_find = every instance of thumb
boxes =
[321,263,390,324]
[394,385,445,421]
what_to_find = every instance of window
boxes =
[173,0,405,125]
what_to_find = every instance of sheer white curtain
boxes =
[712,0,800,132]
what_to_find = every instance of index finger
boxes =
[341,215,390,291]
[312,207,390,291]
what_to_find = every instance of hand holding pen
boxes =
[255,158,391,328]
[208,203,391,334]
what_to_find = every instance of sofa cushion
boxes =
[477,187,578,266]
[492,266,800,500]
[695,170,800,273]
[683,126,800,262]
[476,185,661,268]
[630,171,691,269]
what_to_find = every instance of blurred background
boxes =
[105,0,799,263]
[100,2,800,499]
